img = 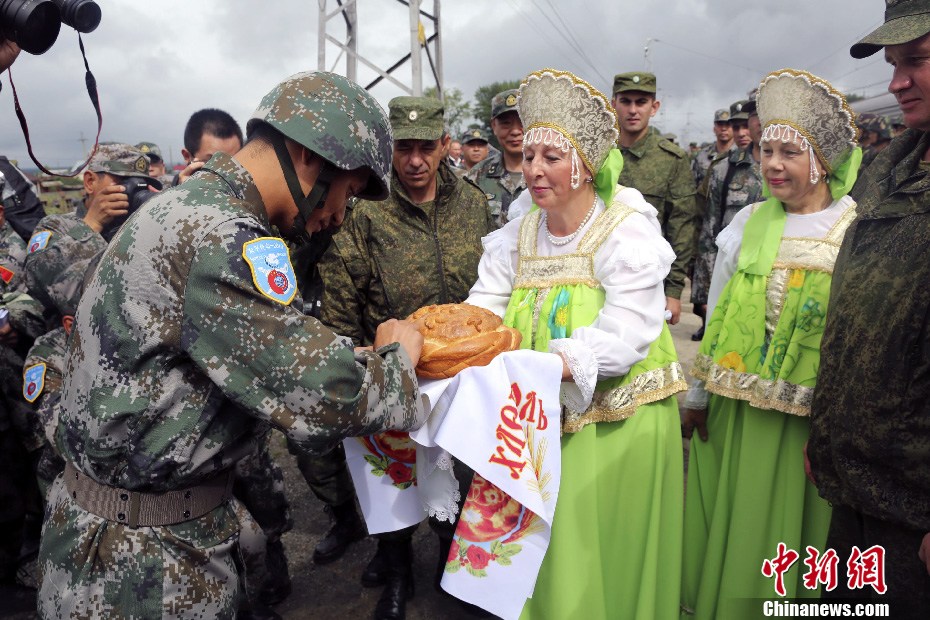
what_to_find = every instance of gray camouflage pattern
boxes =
[465,150,526,229]
[38,152,424,617]
[691,146,763,305]
[249,71,393,200]
[0,221,26,293]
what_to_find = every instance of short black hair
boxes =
[183,108,243,155]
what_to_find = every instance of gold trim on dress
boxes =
[692,353,813,416]
[562,364,688,433]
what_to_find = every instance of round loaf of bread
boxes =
[407,303,522,379]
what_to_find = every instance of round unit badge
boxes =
[268,269,290,295]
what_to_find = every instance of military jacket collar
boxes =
[480,151,507,179]
[859,129,930,219]
[391,161,459,216]
[729,145,756,167]
[201,153,271,228]
[619,129,657,160]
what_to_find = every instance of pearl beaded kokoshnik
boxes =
[543,195,599,246]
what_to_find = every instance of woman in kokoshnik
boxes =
[466,68,687,620]
[679,68,862,618]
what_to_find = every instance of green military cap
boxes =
[612,72,657,95]
[862,113,893,140]
[852,0,930,58]
[135,142,163,162]
[461,128,489,144]
[714,109,730,123]
[728,100,751,122]
[88,143,159,183]
[490,89,519,119]
[388,96,445,141]
[744,87,759,114]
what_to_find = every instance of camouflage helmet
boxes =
[247,71,392,200]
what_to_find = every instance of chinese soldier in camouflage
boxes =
[135,141,175,187]
[37,71,427,619]
[857,113,893,170]
[458,127,490,175]
[809,3,930,615]
[690,99,763,340]
[0,203,27,293]
[0,155,45,241]
[318,95,493,620]
[691,108,734,189]
[612,71,697,324]
[466,89,526,227]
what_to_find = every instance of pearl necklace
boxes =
[543,196,599,246]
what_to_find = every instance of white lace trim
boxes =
[549,338,598,411]
[419,447,462,523]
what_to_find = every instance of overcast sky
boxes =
[0,0,890,170]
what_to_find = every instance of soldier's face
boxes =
[748,113,762,146]
[393,137,448,192]
[491,112,524,159]
[612,92,659,134]
[184,133,242,164]
[730,121,751,149]
[523,142,585,211]
[887,33,930,131]
[761,137,827,208]
[302,167,371,234]
[463,141,489,167]
[713,121,732,143]
[449,141,462,160]
[148,159,166,177]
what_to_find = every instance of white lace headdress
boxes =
[757,68,859,184]
[518,69,620,189]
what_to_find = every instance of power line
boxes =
[651,39,766,76]
[808,21,884,71]
[539,0,609,84]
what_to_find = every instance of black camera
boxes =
[100,176,161,241]
[0,0,100,55]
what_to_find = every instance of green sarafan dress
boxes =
[503,200,687,620]
[681,198,857,618]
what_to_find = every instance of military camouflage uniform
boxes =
[0,221,26,293]
[37,152,423,618]
[465,150,525,229]
[23,327,67,495]
[690,146,763,306]
[810,128,930,612]
[0,156,45,242]
[618,130,698,299]
[320,162,493,345]
[858,114,893,171]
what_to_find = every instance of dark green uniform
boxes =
[618,130,697,299]
[465,151,526,229]
[809,129,930,612]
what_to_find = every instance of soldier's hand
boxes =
[178,160,205,184]
[83,184,129,233]
[0,322,18,347]
[374,319,423,368]
[681,407,708,441]
[919,532,930,576]
[0,39,20,73]
[666,296,681,325]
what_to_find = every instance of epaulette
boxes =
[658,139,687,158]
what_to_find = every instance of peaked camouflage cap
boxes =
[388,96,445,141]
[851,0,930,58]
[87,143,158,184]
[491,89,520,119]
[729,100,751,122]
[248,71,393,200]
[612,72,657,95]
[135,142,163,162]
[714,109,731,122]
[461,128,489,144]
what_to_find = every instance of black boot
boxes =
[361,540,389,587]
[313,500,366,564]
[433,537,452,592]
[373,540,414,620]
[259,538,292,606]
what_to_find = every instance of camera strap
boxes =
[5,33,102,177]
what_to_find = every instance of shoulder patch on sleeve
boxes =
[23,363,46,403]
[0,265,14,284]
[27,230,52,253]
[242,237,298,305]
[658,140,686,158]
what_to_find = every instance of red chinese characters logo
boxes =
[488,383,548,480]
[762,544,887,597]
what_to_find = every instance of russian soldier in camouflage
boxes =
[318,94,493,620]
[37,71,427,619]
[690,99,763,340]
[691,108,733,189]
[809,4,930,613]
[612,71,698,324]
[466,89,527,227]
